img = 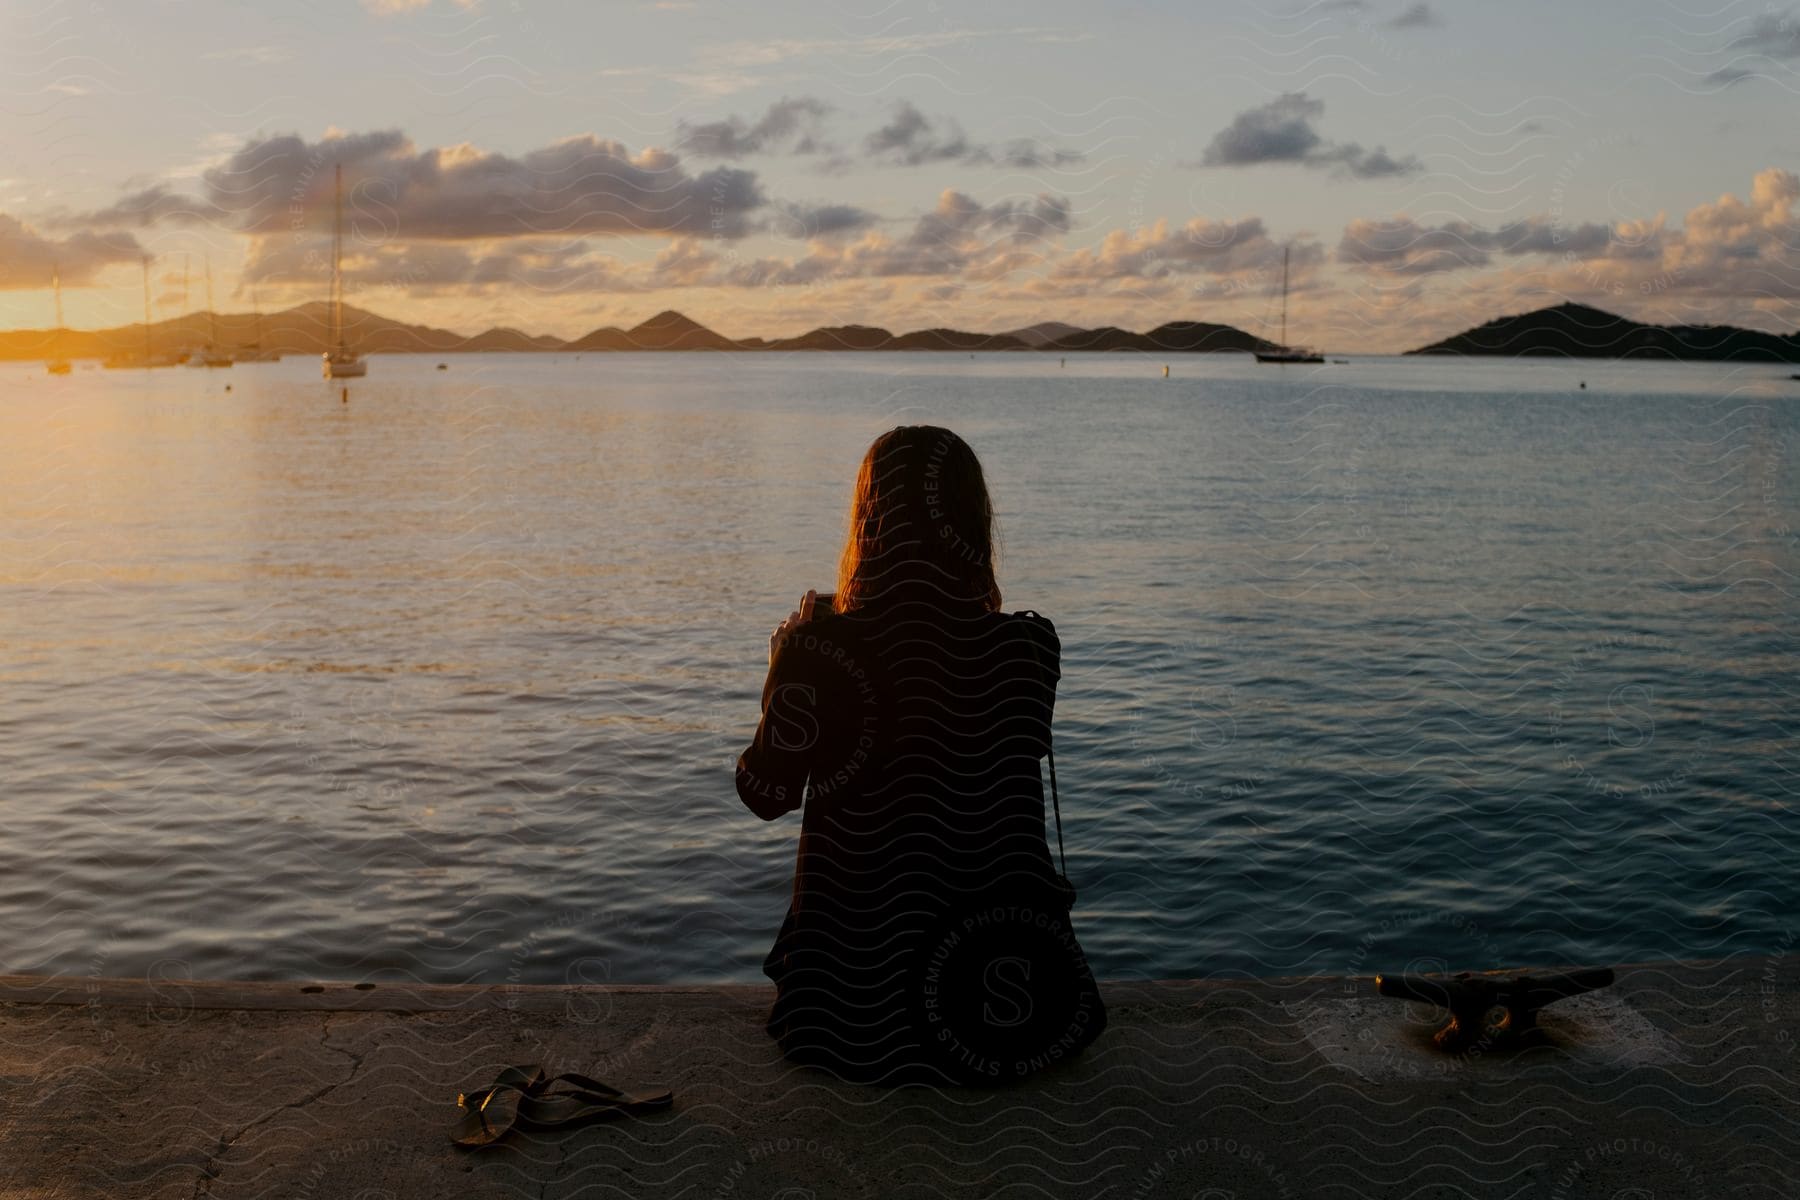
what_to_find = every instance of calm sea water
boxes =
[1,352,1795,985]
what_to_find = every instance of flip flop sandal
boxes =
[451,1064,546,1148]
[517,1071,673,1133]
[451,1064,672,1148]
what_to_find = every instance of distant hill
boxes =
[1409,301,1800,362]
[1041,321,1278,354]
[459,326,566,352]
[1145,321,1279,353]
[888,328,1027,351]
[628,309,740,351]
[2,302,1278,360]
[16,297,1800,364]
[563,325,631,352]
[563,310,741,351]
[765,325,897,351]
[0,301,564,360]
[1001,321,1087,347]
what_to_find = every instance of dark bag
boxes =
[909,612,1106,1085]
[1023,608,1082,914]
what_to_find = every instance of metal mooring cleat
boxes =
[1373,967,1616,1052]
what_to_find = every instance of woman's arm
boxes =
[735,599,826,820]
[1017,611,1061,760]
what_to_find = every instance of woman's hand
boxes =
[768,589,819,666]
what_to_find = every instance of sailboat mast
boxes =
[1280,246,1289,350]
[332,163,344,351]
[142,255,152,361]
[205,257,218,346]
[53,264,64,330]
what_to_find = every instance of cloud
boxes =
[1658,167,1800,295]
[200,168,1800,333]
[51,182,226,229]
[1197,93,1421,179]
[769,200,879,239]
[677,96,834,158]
[1338,217,1499,273]
[1202,94,1324,164]
[243,232,650,295]
[0,214,142,290]
[1337,213,1625,274]
[1707,10,1800,83]
[861,101,1083,169]
[918,190,1070,245]
[168,128,766,240]
[1306,142,1420,179]
[863,101,971,166]
[237,189,1064,296]
[979,140,1087,170]
[59,129,766,253]
[1385,2,1441,29]
[1053,216,1309,282]
[712,190,1073,288]
[1493,215,1621,256]
[1384,168,1800,338]
[1730,10,1800,58]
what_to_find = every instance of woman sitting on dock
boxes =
[736,425,1105,1086]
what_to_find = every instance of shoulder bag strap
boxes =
[1017,611,1067,878]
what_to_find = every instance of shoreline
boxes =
[5,950,1797,1010]
[4,955,1793,1197]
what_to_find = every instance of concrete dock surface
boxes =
[1,956,1795,1199]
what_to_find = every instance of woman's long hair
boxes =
[835,425,1002,613]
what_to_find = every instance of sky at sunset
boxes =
[1,0,1795,351]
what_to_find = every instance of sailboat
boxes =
[46,266,72,374]
[322,164,367,379]
[175,253,195,364]
[1254,246,1323,364]
[107,255,183,369]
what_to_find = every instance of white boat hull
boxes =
[323,353,367,379]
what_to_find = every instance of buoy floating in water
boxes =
[1162,364,1170,378]
[341,387,348,404]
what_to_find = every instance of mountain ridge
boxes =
[1409,301,1800,362]
[12,299,1796,363]
[0,303,1280,360]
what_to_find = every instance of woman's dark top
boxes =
[735,596,1105,1085]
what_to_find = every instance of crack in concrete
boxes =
[189,1015,368,1199]
[535,1133,574,1200]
